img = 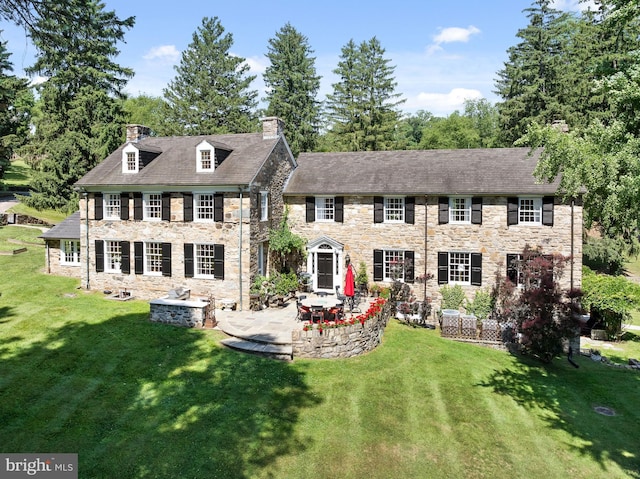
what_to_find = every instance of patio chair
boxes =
[310,305,324,323]
[349,292,363,313]
[297,304,311,322]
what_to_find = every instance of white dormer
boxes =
[196,140,215,172]
[122,143,139,174]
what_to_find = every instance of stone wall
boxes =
[287,195,582,310]
[149,297,208,327]
[291,309,390,359]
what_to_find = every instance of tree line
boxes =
[0,0,639,263]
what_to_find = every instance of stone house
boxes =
[72,117,296,309]
[283,148,582,306]
[40,211,81,277]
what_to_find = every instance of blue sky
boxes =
[1,0,593,117]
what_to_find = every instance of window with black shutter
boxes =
[306,196,315,222]
[162,193,171,221]
[438,197,449,224]
[94,193,103,220]
[506,253,521,285]
[134,242,143,275]
[95,240,104,272]
[120,193,129,220]
[437,252,448,284]
[184,243,194,277]
[373,250,383,281]
[542,196,554,226]
[133,193,143,220]
[214,193,224,222]
[507,197,518,225]
[183,193,193,222]
[335,197,344,223]
[405,197,415,224]
[162,243,172,277]
[471,197,482,225]
[471,253,482,286]
[373,197,384,223]
[120,241,130,274]
[214,244,224,279]
[404,250,415,283]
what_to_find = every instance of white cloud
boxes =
[552,0,598,11]
[243,55,268,74]
[406,88,483,116]
[433,26,481,45]
[143,45,180,63]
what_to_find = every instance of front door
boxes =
[317,253,334,290]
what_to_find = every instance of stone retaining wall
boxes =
[291,309,391,359]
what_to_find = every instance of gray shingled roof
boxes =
[283,148,561,196]
[75,133,280,188]
[40,211,80,240]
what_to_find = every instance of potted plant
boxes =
[355,261,369,295]
[369,283,381,297]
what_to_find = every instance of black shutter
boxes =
[120,241,130,274]
[471,197,482,224]
[133,193,143,220]
[405,197,415,224]
[134,242,143,275]
[184,243,194,278]
[214,193,224,222]
[162,193,171,221]
[162,243,172,277]
[95,240,104,272]
[542,196,554,226]
[306,196,315,222]
[120,193,129,220]
[471,253,482,286]
[374,196,384,223]
[183,193,193,222]
[438,252,448,284]
[335,197,344,223]
[506,254,519,284]
[438,197,449,224]
[507,197,518,225]
[404,250,415,283]
[94,193,103,220]
[373,249,383,281]
[214,244,225,280]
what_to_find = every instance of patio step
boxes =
[220,337,293,360]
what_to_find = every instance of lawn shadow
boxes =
[0,310,319,478]
[0,305,15,321]
[477,353,640,477]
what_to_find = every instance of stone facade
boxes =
[287,195,582,309]
[43,239,81,278]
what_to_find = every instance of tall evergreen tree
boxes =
[495,0,576,145]
[263,23,321,156]
[326,37,404,151]
[0,37,31,183]
[163,17,258,135]
[20,0,134,211]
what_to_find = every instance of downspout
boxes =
[238,187,244,311]
[84,191,90,290]
[45,242,50,273]
[424,195,428,302]
[570,198,574,290]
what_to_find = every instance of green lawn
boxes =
[2,159,31,188]
[1,225,639,478]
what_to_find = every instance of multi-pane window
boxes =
[145,242,163,275]
[519,198,542,224]
[384,197,404,222]
[105,240,121,272]
[316,197,335,221]
[195,194,215,221]
[104,194,120,219]
[507,254,524,286]
[450,197,470,223]
[61,240,80,265]
[260,191,269,221]
[144,193,162,220]
[449,252,471,284]
[384,250,404,281]
[126,152,137,171]
[196,244,216,277]
[200,150,212,170]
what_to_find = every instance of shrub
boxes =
[464,289,493,319]
[440,284,465,310]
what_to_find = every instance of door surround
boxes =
[306,236,345,293]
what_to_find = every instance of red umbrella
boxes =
[344,264,355,297]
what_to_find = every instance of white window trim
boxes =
[194,193,215,222]
[196,140,215,172]
[315,196,335,222]
[143,192,162,221]
[104,240,122,273]
[383,249,405,282]
[449,196,471,224]
[448,252,471,285]
[122,143,139,173]
[384,196,405,223]
[103,193,121,220]
[260,191,269,222]
[60,239,80,266]
[194,243,216,279]
[518,197,542,225]
[257,242,266,276]
[144,241,163,276]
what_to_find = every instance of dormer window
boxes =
[122,144,139,173]
[196,140,215,172]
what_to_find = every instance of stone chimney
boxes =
[126,124,151,142]
[262,117,285,140]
